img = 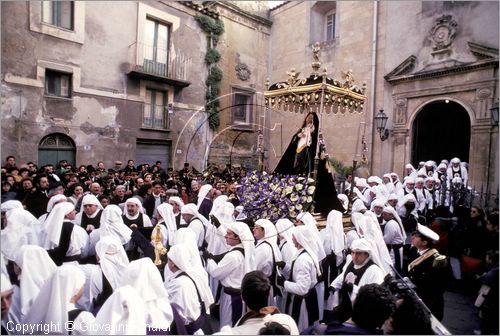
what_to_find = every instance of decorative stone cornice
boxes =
[216,1,273,27]
[468,42,499,59]
[384,55,417,81]
[385,58,498,84]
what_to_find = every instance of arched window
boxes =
[38,133,76,167]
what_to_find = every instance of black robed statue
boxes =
[274,112,344,216]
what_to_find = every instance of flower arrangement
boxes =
[236,170,316,222]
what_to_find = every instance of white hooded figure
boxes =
[337,194,349,214]
[206,197,233,256]
[87,205,133,256]
[123,197,153,228]
[42,202,88,265]
[329,237,385,311]
[253,219,283,305]
[275,218,297,312]
[181,203,208,251]
[167,227,208,289]
[74,194,103,231]
[155,203,177,247]
[390,172,403,195]
[447,157,468,187]
[380,206,406,273]
[206,221,255,329]
[168,196,185,227]
[382,173,395,194]
[121,258,173,332]
[1,200,23,215]
[323,210,346,264]
[37,194,68,225]
[23,265,95,335]
[362,211,394,276]
[295,212,327,317]
[7,245,57,326]
[166,243,214,334]
[79,235,130,313]
[404,163,418,180]
[295,212,326,261]
[93,285,147,335]
[282,225,322,331]
[321,210,347,315]
[2,208,42,261]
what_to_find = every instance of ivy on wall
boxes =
[195,14,224,130]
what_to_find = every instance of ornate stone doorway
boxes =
[411,100,471,165]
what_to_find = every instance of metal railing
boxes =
[130,42,191,81]
[142,103,170,130]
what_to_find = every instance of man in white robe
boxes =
[168,196,185,229]
[43,202,88,265]
[447,157,468,187]
[277,225,321,331]
[321,210,346,319]
[122,197,152,228]
[275,219,297,312]
[381,206,406,274]
[294,211,326,317]
[253,219,283,305]
[79,235,129,314]
[166,244,214,334]
[121,258,173,332]
[7,245,57,326]
[24,265,95,335]
[74,194,103,232]
[205,222,254,329]
[93,285,147,334]
[329,238,385,321]
[181,203,207,252]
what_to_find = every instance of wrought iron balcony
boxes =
[142,103,171,130]
[127,42,191,88]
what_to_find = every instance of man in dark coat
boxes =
[407,223,450,321]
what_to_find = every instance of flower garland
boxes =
[195,14,224,130]
[236,171,316,222]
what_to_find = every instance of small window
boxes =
[45,70,71,98]
[232,91,253,125]
[42,1,74,30]
[326,13,336,41]
[144,89,169,129]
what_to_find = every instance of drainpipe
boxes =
[369,1,379,174]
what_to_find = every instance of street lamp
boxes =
[374,109,390,141]
[491,101,499,125]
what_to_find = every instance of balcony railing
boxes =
[142,103,170,130]
[129,42,191,84]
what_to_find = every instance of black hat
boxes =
[48,181,63,191]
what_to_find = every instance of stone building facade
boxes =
[1,1,270,172]
[1,1,498,197]
[267,1,498,196]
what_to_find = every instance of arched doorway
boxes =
[38,133,76,167]
[412,100,471,165]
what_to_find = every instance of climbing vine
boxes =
[195,14,224,130]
